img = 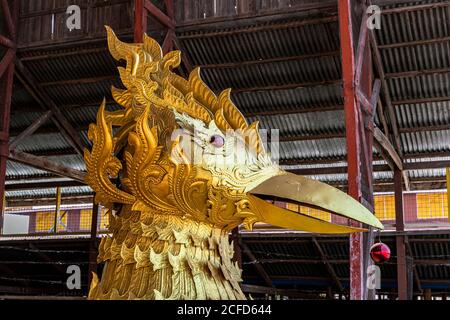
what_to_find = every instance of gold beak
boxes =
[247,171,383,234]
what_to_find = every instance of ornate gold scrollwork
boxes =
[85,27,271,300]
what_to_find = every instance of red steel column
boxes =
[394,168,408,300]
[134,0,148,42]
[339,0,364,300]
[0,0,19,234]
[88,198,100,286]
[0,64,14,234]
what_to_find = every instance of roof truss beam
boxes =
[9,110,53,150]
[144,0,175,30]
[379,1,450,14]
[312,237,344,292]
[0,35,14,48]
[14,59,85,156]
[288,160,450,175]
[405,236,422,293]
[40,75,117,87]
[5,180,85,191]
[177,16,338,40]
[198,51,340,69]
[241,242,274,288]
[8,150,86,183]
[369,30,403,158]
[0,49,15,78]
[386,68,450,79]
[393,96,450,105]
[378,36,450,50]
[231,79,341,94]
[369,26,411,190]
[373,126,403,170]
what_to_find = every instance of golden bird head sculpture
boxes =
[85,27,383,235]
[85,27,383,300]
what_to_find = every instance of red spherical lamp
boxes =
[370,242,391,264]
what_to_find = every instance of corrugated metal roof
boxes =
[9,111,48,129]
[409,168,446,178]
[24,49,118,83]
[242,232,450,289]
[389,75,450,101]
[377,2,449,47]
[44,79,120,107]
[6,161,51,180]
[279,139,347,161]
[6,154,85,180]
[401,131,450,153]
[6,1,450,201]
[181,19,340,65]
[232,83,343,115]
[248,110,345,136]
[202,56,341,91]
[396,102,450,127]
[13,132,71,154]
[6,186,93,200]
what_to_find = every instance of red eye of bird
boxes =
[210,135,224,148]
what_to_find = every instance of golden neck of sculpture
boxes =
[88,205,245,300]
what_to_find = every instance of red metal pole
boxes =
[0,0,18,234]
[0,63,14,234]
[165,0,174,19]
[88,198,100,286]
[134,0,148,42]
[339,0,364,300]
[394,168,408,300]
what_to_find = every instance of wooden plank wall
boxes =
[18,0,133,48]
[174,0,328,23]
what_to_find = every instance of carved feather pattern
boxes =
[188,67,219,113]
[90,206,245,300]
[84,101,135,205]
[218,89,248,130]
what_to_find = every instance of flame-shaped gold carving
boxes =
[85,27,270,300]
